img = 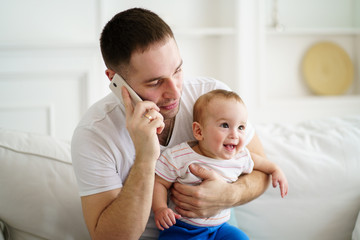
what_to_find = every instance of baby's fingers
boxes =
[160,216,173,229]
[280,181,288,198]
[272,179,278,188]
[155,220,164,231]
[169,213,182,225]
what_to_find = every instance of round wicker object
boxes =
[302,41,354,95]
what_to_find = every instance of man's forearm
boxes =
[93,160,156,240]
[229,170,270,207]
[171,164,270,218]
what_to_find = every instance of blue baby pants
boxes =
[158,220,249,240]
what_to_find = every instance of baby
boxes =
[152,89,288,239]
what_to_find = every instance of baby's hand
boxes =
[154,207,181,231]
[272,168,288,198]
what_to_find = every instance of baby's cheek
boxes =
[238,135,246,148]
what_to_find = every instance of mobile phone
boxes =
[109,74,142,106]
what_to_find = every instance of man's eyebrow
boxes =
[144,59,183,83]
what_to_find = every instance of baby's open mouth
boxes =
[224,144,236,150]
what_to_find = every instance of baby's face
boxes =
[198,98,248,160]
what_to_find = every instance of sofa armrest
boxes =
[0,129,90,240]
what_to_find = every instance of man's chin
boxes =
[161,108,179,120]
[160,100,181,119]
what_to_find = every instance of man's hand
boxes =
[170,164,233,218]
[122,86,164,161]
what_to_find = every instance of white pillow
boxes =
[0,129,90,240]
[235,116,360,240]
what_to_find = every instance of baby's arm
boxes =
[152,175,181,230]
[251,152,288,198]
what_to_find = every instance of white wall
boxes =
[254,0,360,124]
[0,0,240,140]
[1,0,359,140]
[0,0,106,140]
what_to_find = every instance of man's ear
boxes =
[105,69,116,81]
[192,122,203,141]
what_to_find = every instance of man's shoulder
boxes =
[183,76,224,87]
[182,76,230,95]
[77,93,124,128]
[180,76,230,110]
[72,93,126,145]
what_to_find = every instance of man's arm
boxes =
[80,87,165,239]
[171,133,270,218]
[232,133,271,205]
[81,158,156,240]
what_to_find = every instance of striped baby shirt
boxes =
[155,141,254,227]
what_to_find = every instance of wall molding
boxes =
[0,104,54,136]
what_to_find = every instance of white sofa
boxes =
[1,116,360,240]
[0,130,89,240]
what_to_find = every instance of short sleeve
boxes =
[71,127,122,196]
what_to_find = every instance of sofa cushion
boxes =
[0,129,89,240]
[353,211,360,240]
[235,116,360,240]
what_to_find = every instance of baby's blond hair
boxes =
[193,89,244,124]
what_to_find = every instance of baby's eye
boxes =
[220,123,229,128]
[175,67,182,74]
[238,125,246,131]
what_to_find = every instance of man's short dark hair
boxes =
[100,8,174,72]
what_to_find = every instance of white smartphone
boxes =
[109,74,142,106]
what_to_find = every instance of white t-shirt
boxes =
[156,141,254,227]
[71,76,255,239]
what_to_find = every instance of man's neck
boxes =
[158,117,175,146]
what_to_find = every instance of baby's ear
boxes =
[192,122,203,140]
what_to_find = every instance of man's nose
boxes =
[163,78,181,99]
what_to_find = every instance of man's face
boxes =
[125,37,183,120]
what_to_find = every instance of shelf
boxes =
[0,43,98,51]
[174,27,236,37]
[266,27,360,36]
[266,95,360,106]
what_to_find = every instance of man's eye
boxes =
[220,123,229,128]
[148,80,161,87]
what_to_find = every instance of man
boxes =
[71,8,269,240]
